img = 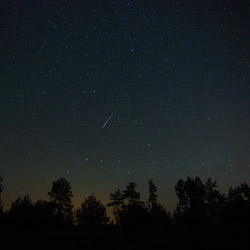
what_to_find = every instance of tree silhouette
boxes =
[223,183,250,225]
[108,182,150,228]
[175,177,224,225]
[76,194,109,229]
[147,179,157,209]
[117,182,149,228]
[123,182,143,206]
[147,179,171,227]
[34,199,55,229]
[107,189,124,224]
[228,183,250,204]
[48,178,73,222]
[204,178,225,224]
[8,195,36,229]
[9,195,33,213]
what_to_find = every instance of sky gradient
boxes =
[1,0,250,213]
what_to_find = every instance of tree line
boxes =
[0,175,250,231]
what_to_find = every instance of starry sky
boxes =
[1,0,250,212]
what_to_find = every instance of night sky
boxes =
[1,0,250,213]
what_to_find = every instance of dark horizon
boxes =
[1,174,250,250]
[0,173,249,215]
[0,173,247,214]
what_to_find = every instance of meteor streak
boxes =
[101,112,115,129]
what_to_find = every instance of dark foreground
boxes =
[2,226,249,250]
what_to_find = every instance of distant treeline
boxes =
[0,175,250,230]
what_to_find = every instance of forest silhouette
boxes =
[0,174,249,250]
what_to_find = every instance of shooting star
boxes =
[101,112,115,129]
